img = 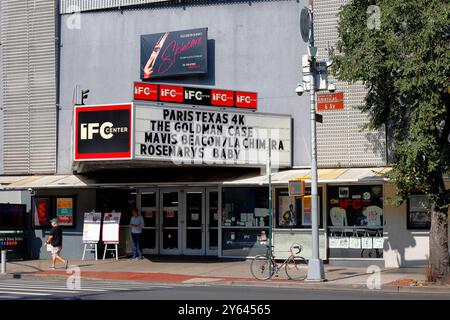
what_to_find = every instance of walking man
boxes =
[46,218,68,270]
[130,209,145,260]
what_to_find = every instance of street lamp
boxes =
[299,0,326,281]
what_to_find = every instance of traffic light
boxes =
[81,89,90,105]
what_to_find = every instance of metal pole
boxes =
[268,141,273,273]
[1,250,6,274]
[306,0,325,281]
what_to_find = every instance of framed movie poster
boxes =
[302,196,312,226]
[32,197,53,228]
[278,195,297,227]
[56,197,75,227]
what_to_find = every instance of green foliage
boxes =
[331,0,450,209]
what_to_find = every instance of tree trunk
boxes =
[429,205,449,283]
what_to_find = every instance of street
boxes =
[0,278,449,300]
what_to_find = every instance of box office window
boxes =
[275,188,323,229]
[407,194,431,230]
[327,185,384,259]
[222,187,269,227]
[222,187,269,257]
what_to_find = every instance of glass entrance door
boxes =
[160,190,181,255]
[182,189,206,255]
[206,189,219,256]
[140,190,159,255]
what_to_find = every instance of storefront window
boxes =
[327,185,384,259]
[275,188,323,229]
[407,194,431,230]
[221,187,269,257]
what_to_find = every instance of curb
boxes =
[212,280,450,294]
[4,271,450,294]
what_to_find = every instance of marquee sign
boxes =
[134,82,258,110]
[134,104,291,167]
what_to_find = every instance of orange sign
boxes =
[317,92,344,111]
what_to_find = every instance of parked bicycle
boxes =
[250,243,308,281]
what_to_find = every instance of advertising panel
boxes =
[82,212,102,243]
[134,104,292,167]
[0,204,26,230]
[141,28,208,79]
[102,212,121,243]
[74,104,133,161]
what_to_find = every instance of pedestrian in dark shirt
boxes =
[45,218,68,270]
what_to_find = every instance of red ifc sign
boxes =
[133,82,258,110]
[134,83,158,101]
[211,90,234,107]
[235,92,257,109]
[159,85,184,103]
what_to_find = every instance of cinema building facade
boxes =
[0,0,448,267]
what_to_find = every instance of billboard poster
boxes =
[141,28,208,79]
[82,212,102,243]
[56,197,74,226]
[134,104,292,167]
[74,104,133,161]
[32,197,52,228]
[102,212,121,243]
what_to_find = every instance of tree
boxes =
[330,0,450,281]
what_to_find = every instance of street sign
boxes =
[317,92,344,111]
[300,7,310,43]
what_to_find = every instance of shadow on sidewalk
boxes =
[139,255,246,264]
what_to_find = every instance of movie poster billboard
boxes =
[140,28,208,79]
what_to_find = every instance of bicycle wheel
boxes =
[285,256,308,280]
[250,256,275,280]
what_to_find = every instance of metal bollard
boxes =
[1,250,6,274]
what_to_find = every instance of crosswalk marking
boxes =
[0,287,81,294]
[0,284,108,292]
[0,278,175,299]
[0,290,51,296]
[0,279,173,290]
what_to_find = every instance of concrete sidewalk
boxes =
[1,256,448,293]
